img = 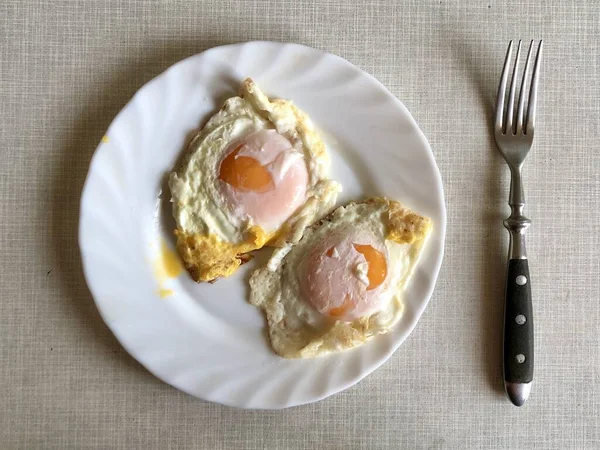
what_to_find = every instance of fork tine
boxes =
[525,40,543,135]
[516,41,534,133]
[505,40,521,134]
[495,41,513,132]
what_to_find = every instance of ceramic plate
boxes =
[79,41,446,409]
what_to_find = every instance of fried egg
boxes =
[249,198,432,358]
[169,79,341,282]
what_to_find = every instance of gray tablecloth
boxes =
[2,0,599,448]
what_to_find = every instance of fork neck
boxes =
[504,164,530,260]
[508,164,525,207]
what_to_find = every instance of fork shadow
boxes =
[451,38,507,397]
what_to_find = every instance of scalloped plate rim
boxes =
[79,41,446,409]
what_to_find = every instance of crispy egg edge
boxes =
[249,198,432,358]
[171,78,341,282]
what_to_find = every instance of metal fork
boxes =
[494,40,543,407]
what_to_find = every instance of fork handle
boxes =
[503,258,533,406]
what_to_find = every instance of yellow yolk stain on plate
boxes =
[153,239,183,298]
[101,135,110,143]
[158,288,174,298]
[160,240,183,278]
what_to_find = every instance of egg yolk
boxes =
[328,295,354,317]
[219,145,275,193]
[302,237,389,322]
[352,244,387,290]
[217,129,309,233]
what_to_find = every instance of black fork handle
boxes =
[503,258,533,406]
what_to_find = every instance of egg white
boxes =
[169,78,341,282]
[170,78,340,244]
[249,198,432,358]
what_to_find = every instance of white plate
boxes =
[79,41,446,409]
